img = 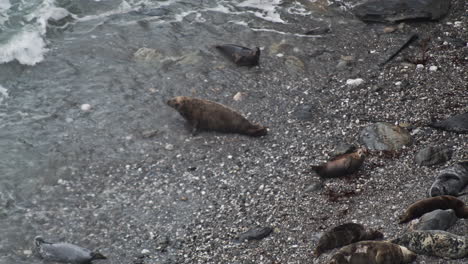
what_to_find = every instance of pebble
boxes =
[80,104,92,111]
[395,81,402,86]
[233,92,245,101]
[165,144,174,150]
[141,249,150,254]
[429,66,438,71]
[346,78,365,87]
[416,64,424,70]
[23,250,32,255]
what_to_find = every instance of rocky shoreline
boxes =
[5,0,467,263]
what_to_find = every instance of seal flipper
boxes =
[246,126,267,137]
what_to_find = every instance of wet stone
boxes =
[236,227,273,242]
[359,122,412,151]
[352,0,451,23]
[292,104,315,121]
[331,143,356,157]
[415,146,452,166]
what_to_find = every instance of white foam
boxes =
[0,85,8,104]
[0,30,47,65]
[237,0,285,23]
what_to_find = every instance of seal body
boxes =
[236,226,273,242]
[314,223,383,256]
[329,241,416,264]
[312,148,366,178]
[409,209,458,231]
[35,236,106,264]
[429,161,468,197]
[399,195,468,223]
[167,96,267,137]
[391,230,468,259]
[430,112,468,134]
[215,44,260,66]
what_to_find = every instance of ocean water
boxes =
[0,0,345,263]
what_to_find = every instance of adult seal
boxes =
[329,241,416,264]
[409,209,458,231]
[35,236,106,264]
[391,230,468,259]
[428,161,468,197]
[398,195,468,224]
[312,148,366,178]
[215,44,260,66]
[314,223,383,256]
[167,96,267,137]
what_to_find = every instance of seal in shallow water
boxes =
[167,96,267,137]
[215,44,260,66]
[329,241,416,264]
[35,236,106,264]
[428,161,468,197]
[314,223,383,256]
[399,195,468,224]
[391,230,468,259]
[312,148,366,178]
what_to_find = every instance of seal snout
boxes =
[34,236,45,247]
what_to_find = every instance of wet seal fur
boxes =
[167,96,267,137]
[329,241,416,264]
[399,195,468,224]
[391,230,468,259]
[312,148,366,178]
[409,209,458,231]
[314,223,383,256]
[35,236,106,264]
[428,161,468,197]
[215,44,260,66]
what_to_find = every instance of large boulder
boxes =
[352,0,451,23]
[359,122,412,151]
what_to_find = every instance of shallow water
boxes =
[0,0,351,262]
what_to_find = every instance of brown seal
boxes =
[312,148,366,178]
[167,96,267,137]
[329,241,416,264]
[314,223,383,256]
[215,44,260,66]
[399,195,468,224]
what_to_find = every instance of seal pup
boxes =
[329,241,416,264]
[35,236,106,264]
[215,44,260,66]
[429,112,468,134]
[167,96,267,137]
[428,161,468,197]
[398,195,468,224]
[312,148,366,178]
[409,209,458,231]
[391,230,468,259]
[314,223,383,256]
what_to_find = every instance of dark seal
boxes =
[429,112,468,134]
[391,230,468,259]
[329,241,416,264]
[428,161,468,197]
[35,236,106,264]
[215,44,260,66]
[312,148,366,178]
[399,195,468,224]
[167,96,267,137]
[314,223,383,256]
[236,226,273,242]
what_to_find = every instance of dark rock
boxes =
[331,143,357,157]
[410,209,458,231]
[236,227,273,242]
[359,123,412,151]
[352,0,451,23]
[215,44,260,67]
[430,112,468,134]
[305,27,330,35]
[428,161,468,197]
[415,146,452,166]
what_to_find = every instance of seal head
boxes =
[34,236,106,264]
[399,195,468,224]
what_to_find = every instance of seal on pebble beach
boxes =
[215,44,260,66]
[428,161,468,197]
[391,230,468,259]
[329,241,417,264]
[409,209,458,231]
[167,96,267,136]
[312,148,366,178]
[35,236,106,264]
[398,195,468,224]
[314,223,383,256]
